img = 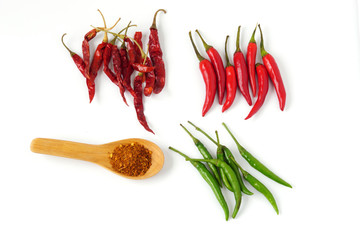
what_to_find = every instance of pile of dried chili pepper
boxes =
[189,24,286,118]
[61,9,166,134]
[169,121,292,220]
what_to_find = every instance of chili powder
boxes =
[109,142,152,176]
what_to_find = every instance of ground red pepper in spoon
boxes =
[195,29,226,105]
[189,31,217,117]
[149,9,166,94]
[246,24,258,96]
[233,26,252,106]
[258,24,286,111]
[222,36,237,112]
[245,63,269,119]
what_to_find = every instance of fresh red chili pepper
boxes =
[131,63,155,73]
[195,29,226,105]
[143,57,156,96]
[222,36,237,113]
[61,34,86,78]
[189,31,217,117]
[82,28,98,78]
[149,9,166,94]
[133,73,154,134]
[246,25,257,96]
[258,24,286,111]
[245,63,269,119]
[233,26,252,106]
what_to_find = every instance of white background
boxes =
[1,0,360,239]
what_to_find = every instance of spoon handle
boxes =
[30,138,106,163]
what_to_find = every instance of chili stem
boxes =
[235,26,241,52]
[61,33,75,56]
[258,24,268,57]
[151,9,166,29]
[188,121,217,145]
[169,146,191,159]
[225,35,231,67]
[195,29,211,52]
[189,31,205,62]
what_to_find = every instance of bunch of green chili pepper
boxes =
[169,121,291,220]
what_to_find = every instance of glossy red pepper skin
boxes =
[234,26,252,106]
[196,30,226,105]
[246,25,257,96]
[134,74,154,134]
[82,29,97,78]
[189,31,216,117]
[222,36,237,112]
[245,63,269,119]
[149,9,166,94]
[199,60,217,116]
[258,24,286,111]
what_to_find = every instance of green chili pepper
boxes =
[216,131,233,192]
[188,158,242,218]
[222,146,254,195]
[239,166,279,214]
[222,122,292,188]
[180,124,222,187]
[169,146,229,220]
[188,121,253,195]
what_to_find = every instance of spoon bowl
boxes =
[30,138,164,179]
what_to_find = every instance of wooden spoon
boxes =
[30,138,164,179]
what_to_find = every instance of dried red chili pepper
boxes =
[233,26,252,106]
[82,28,98,78]
[189,31,217,117]
[133,73,154,134]
[149,9,166,94]
[61,34,86,78]
[103,37,118,86]
[222,36,237,113]
[111,43,128,105]
[125,37,137,65]
[131,63,155,73]
[87,10,120,103]
[245,63,269,119]
[258,24,286,111]
[134,31,143,64]
[246,25,258,96]
[119,22,135,97]
[143,57,156,96]
[195,30,226,105]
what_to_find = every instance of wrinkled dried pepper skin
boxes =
[119,46,135,97]
[82,29,97,78]
[111,44,128,105]
[144,57,156,96]
[134,31,143,64]
[103,43,118,85]
[134,74,154,134]
[149,28,166,94]
[71,54,86,77]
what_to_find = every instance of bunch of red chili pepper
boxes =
[61,9,166,134]
[189,24,286,119]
